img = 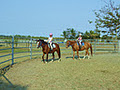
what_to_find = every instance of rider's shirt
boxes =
[48,37,53,43]
[78,37,82,41]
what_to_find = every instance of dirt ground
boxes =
[0,53,120,90]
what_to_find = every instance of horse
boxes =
[36,39,61,63]
[66,40,93,60]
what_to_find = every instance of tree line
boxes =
[61,28,100,39]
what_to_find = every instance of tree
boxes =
[61,28,82,39]
[61,31,68,39]
[93,0,120,39]
[82,30,99,39]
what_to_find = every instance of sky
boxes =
[0,0,120,37]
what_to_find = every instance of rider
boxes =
[77,33,82,50]
[46,33,53,50]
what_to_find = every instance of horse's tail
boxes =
[90,43,93,56]
[59,47,61,59]
[56,43,61,59]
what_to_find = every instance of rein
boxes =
[38,41,48,47]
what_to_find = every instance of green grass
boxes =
[0,54,120,90]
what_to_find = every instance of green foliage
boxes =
[93,0,120,39]
[61,28,100,39]
[82,30,100,39]
[61,28,82,39]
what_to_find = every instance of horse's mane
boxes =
[39,39,48,44]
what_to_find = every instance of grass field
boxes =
[0,53,120,90]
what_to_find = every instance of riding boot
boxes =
[50,46,53,50]
[48,43,51,51]
[50,43,53,50]
[79,43,81,51]
[79,45,81,51]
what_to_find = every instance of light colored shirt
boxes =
[48,37,53,43]
[78,37,82,41]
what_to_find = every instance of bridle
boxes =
[67,42,71,47]
[67,41,74,47]
[38,40,47,48]
[38,41,42,48]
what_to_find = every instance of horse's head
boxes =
[66,40,70,48]
[36,39,47,48]
[36,39,42,48]
[66,40,76,48]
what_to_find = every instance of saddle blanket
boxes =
[48,43,56,48]
[77,42,84,46]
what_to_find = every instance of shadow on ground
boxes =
[0,78,27,90]
[0,65,27,90]
[41,58,61,63]
[66,56,88,59]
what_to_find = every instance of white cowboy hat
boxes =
[79,33,82,35]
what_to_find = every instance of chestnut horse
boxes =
[36,39,61,63]
[66,40,93,60]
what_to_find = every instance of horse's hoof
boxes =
[59,59,61,61]
[83,56,86,59]
[51,60,54,62]
[45,62,48,64]
[88,57,90,59]
[57,59,60,62]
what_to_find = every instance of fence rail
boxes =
[0,36,120,70]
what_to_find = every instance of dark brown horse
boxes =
[36,39,61,63]
[66,40,93,60]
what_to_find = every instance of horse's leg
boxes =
[52,52,54,62]
[73,51,75,60]
[42,53,45,63]
[77,50,80,60]
[56,48,61,62]
[83,49,87,59]
[87,49,90,59]
[46,53,48,63]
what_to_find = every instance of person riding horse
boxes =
[77,33,82,50]
[66,40,93,60]
[46,33,53,50]
[36,39,61,63]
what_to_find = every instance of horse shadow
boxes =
[41,58,61,63]
[66,55,88,59]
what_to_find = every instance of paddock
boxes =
[0,54,120,90]
[0,37,120,89]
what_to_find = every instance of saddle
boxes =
[77,41,84,50]
[48,43,56,50]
